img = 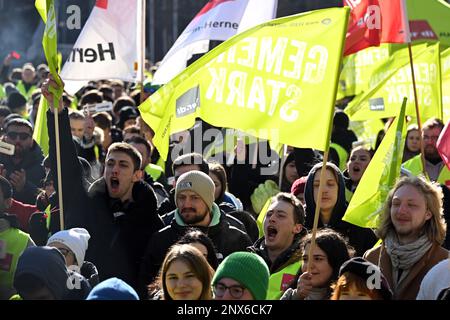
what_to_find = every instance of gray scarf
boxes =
[384,231,432,289]
[305,287,329,300]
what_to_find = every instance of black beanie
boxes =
[339,257,392,300]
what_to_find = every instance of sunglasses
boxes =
[7,131,31,141]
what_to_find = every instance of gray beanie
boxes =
[175,171,215,211]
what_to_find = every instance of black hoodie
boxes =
[304,162,377,256]
[14,246,90,299]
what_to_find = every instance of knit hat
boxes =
[86,277,139,300]
[7,91,27,111]
[212,252,269,300]
[339,257,392,300]
[117,106,138,129]
[47,228,90,268]
[291,176,308,197]
[175,171,215,211]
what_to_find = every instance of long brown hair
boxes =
[156,244,214,300]
[377,176,447,244]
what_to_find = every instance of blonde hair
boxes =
[377,176,447,244]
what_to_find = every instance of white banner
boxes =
[61,0,143,94]
[152,0,278,85]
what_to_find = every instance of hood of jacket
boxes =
[14,246,69,299]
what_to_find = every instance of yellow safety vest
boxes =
[144,163,164,182]
[267,261,302,300]
[156,157,166,173]
[403,155,450,188]
[345,187,354,203]
[0,228,29,290]
[0,84,5,99]
[16,81,37,101]
[330,143,349,172]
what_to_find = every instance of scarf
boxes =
[305,287,329,300]
[384,231,432,289]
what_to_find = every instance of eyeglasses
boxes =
[213,283,245,299]
[6,131,31,141]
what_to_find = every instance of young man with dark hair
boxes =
[248,192,306,299]
[41,77,163,293]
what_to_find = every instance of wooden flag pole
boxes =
[306,151,329,273]
[53,99,64,231]
[140,0,146,104]
[407,43,429,180]
[278,144,287,189]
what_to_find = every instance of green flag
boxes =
[343,98,408,228]
[442,47,450,123]
[33,0,63,155]
[337,44,393,100]
[407,0,450,47]
[139,8,350,160]
[345,43,442,122]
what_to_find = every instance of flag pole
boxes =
[140,0,146,104]
[53,97,64,231]
[278,144,287,189]
[306,6,350,274]
[306,150,330,273]
[407,43,429,180]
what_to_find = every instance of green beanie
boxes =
[212,252,269,300]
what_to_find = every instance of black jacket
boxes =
[47,109,163,291]
[248,234,304,274]
[139,205,252,297]
[0,141,45,204]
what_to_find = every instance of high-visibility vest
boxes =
[330,143,349,172]
[156,157,166,173]
[0,84,5,99]
[16,81,36,101]
[402,155,450,188]
[266,261,301,300]
[0,228,29,290]
[144,163,164,182]
[345,187,354,203]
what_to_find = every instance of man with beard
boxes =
[403,118,450,188]
[139,170,252,298]
[248,192,306,299]
[41,77,163,293]
[0,118,45,204]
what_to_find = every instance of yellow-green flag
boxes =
[139,8,350,160]
[442,47,450,123]
[345,43,442,122]
[33,0,63,155]
[337,44,392,100]
[349,118,385,150]
[343,98,408,228]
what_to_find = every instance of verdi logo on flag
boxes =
[343,98,408,228]
[345,43,442,122]
[152,0,278,85]
[140,8,350,161]
[60,0,142,92]
[344,0,410,56]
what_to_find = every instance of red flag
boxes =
[344,0,410,56]
[437,120,450,171]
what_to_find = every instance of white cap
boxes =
[47,228,90,268]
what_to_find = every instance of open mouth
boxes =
[110,177,120,192]
[352,165,361,174]
[266,225,278,241]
